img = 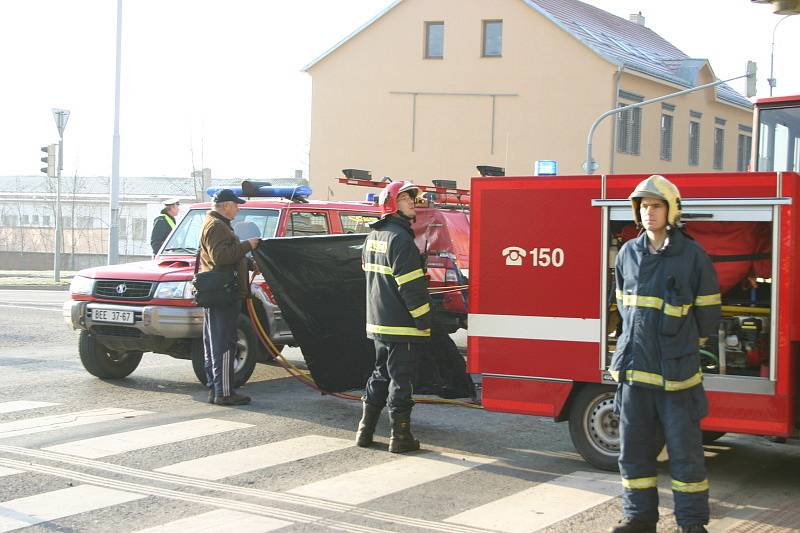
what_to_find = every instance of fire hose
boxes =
[245,278,482,409]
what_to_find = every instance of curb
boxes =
[0,285,70,291]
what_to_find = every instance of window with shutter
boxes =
[689,121,700,166]
[713,127,725,170]
[660,114,673,161]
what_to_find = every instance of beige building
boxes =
[304,0,753,200]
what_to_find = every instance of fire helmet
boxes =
[378,181,421,218]
[629,175,682,227]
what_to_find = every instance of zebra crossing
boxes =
[0,400,623,533]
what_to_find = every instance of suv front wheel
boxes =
[191,313,258,388]
[79,331,143,379]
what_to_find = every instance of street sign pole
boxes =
[52,108,70,283]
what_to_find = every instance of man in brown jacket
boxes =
[199,189,259,406]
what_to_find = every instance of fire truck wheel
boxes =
[190,314,258,388]
[702,431,726,444]
[568,385,621,472]
[78,331,142,379]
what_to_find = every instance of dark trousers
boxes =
[364,340,419,414]
[202,301,239,397]
[617,382,709,527]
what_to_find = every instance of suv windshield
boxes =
[160,208,281,255]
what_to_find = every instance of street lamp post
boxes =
[768,14,796,96]
[108,0,123,265]
[51,108,70,283]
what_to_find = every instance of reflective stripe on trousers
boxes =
[617,382,709,527]
[203,300,239,396]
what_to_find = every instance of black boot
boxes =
[608,517,657,533]
[355,402,383,447]
[389,410,420,453]
[681,526,708,533]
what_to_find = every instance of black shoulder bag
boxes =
[192,248,238,308]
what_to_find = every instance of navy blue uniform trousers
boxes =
[202,300,239,397]
[617,382,709,526]
[364,340,418,414]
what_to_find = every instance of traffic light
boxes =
[40,144,56,177]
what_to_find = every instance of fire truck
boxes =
[468,94,800,470]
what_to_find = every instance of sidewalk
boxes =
[0,270,74,290]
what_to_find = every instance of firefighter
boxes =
[151,197,181,254]
[355,181,431,453]
[610,175,721,533]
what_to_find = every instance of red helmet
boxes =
[378,181,420,218]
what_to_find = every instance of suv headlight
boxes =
[70,275,95,296]
[154,281,194,300]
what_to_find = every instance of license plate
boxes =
[92,308,134,324]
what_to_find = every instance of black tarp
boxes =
[253,234,474,398]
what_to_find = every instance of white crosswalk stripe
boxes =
[133,509,292,533]
[0,408,151,439]
[287,450,496,505]
[0,406,629,532]
[156,434,353,480]
[43,418,254,458]
[0,466,22,477]
[444,470,621,533]
[0,484,145,532]
[0,401,59,414]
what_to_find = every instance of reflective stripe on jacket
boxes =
[610,229,721,391]
[363,215,431,343]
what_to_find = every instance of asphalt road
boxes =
[0,289,798,533]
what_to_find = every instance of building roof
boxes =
[303,0,751,109]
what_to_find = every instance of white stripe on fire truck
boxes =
[444,470,620,532]
[468,314,601,343]
[287,451,495,505]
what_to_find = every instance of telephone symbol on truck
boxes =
[501,246,526,266]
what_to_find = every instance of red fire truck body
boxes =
[468,170,800,469]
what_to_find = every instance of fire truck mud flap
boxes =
[253,234,474,396]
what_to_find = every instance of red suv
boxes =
[64,192,384,386]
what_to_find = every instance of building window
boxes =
[425,21,444,59]
[737,134,752,171]
[63,217,72,228]
[42,215,51,227]
[21,215,29,225]
[688,121,700,166]
[482,20,502,57]
[119,217,128,238]
[617,104,641,155]
[77,216,92,229]
[660,114,673,161]
[713,127,725,170]
[133,218,147,241]
[32,215,39,226]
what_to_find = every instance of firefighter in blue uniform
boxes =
[355,181,431,453]
[150,197,181,254]
[610,175,721,533]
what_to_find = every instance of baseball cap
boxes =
[212,189,246,204]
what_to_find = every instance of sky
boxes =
[1,0,798,182]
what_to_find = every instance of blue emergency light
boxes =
[205,185,312,199]
[534,160,558,176]
[366,193,379,203]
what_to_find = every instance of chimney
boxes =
[629,12,646,26]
